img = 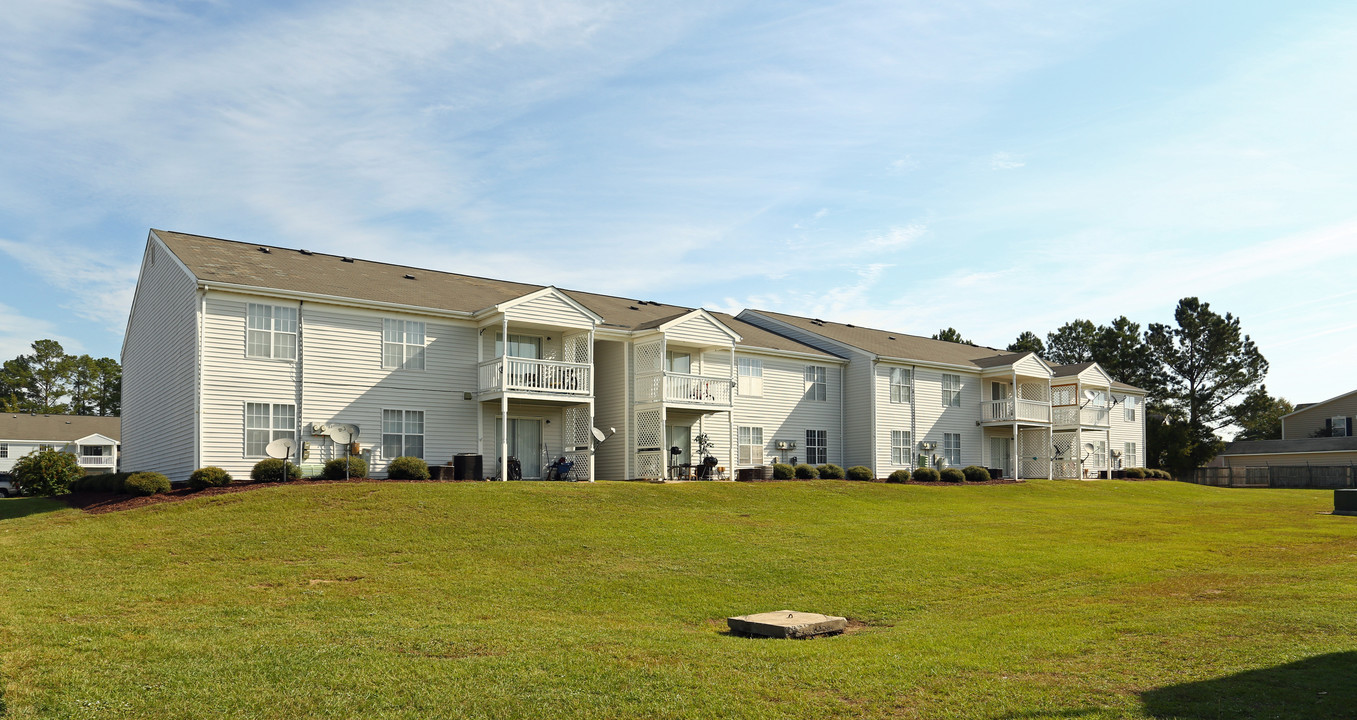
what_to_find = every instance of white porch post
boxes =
[477,326,484,456]
[1047,425,1053,480]
[729,342,736,477]
[1012,422,1019,480]
[500,314,509,481]
[588,398,596,482]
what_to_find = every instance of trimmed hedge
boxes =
[387,456,430,480]
[1125,467,1146,479]
[188,466,233,491]
[816,464,845,479]
[124,472,170,496]
[793,463,818,479]
[251,458,302,483]
[771,463,794,480]
[962,465,991,483]
[323,456,369,480]
[846,466,874,482]
[912,467,940,482]
[940,468,965,483]
[71,471,131,493]
[887,469,912,483]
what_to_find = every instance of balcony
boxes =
[635,371,732,409]
[479,357,592,396]
[79,456,116,467]
[981,398,1051,424]
[1052,405,1110,428]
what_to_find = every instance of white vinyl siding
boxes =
[889,367,911,404]
[941,374,961,407]
[737,357,763,397]
[245,402,295,458]
[382,319,426,370]
[805,429,827,465]
[890,431,911,466]
[804,366,827,401]
[246,303,297,360]
[382,409,425,459]
[738,426,763,465]
[943,432,961,466]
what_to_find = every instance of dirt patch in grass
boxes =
[65,477,444,515]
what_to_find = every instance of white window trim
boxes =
[382,319,427,371]
[382,409,426,460]
[738,426,764,466]
[737,357,764,397]
[1125,395,1137,422]
[496,332,544,360]
[890,430,911,466]
[943,432,961,465]
[889,367,912,404]
[245,303,298,361]
[244,402,296,458]
[805,429,827,465]
[1124,442,1138,468]
[941,374,962,407]
[805,366,827,402]
[1331,416,1349,437]
[0,443,7,458]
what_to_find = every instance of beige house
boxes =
[1212,388,1357,467]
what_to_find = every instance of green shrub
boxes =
[387,456,430,480]
[11,449,83,496]
[887,469,912,483]
[940,468,965,483]
[816,464,845,479]
[1153,469,1172,480]
[912,467,940,482]
[71,471,128,493]
[123,472,170,496]
[323,456,369,480]
[1125,467,1146,479]
[793,463,818,479]
[771,463,794,480]
[188,466,233,491]
[962,465,991,483]
[846,466,874,482]
[251,458,302,483]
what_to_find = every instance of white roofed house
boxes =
[0,414,121,478]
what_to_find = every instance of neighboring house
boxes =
[0,414,121,475]
[122,229,1146,483]
[736,311,1147,479]
[1211,388,1357,467]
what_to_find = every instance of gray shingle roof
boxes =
[742,310,1014,368]
[0,414,120,443]
[1220,437,1357,455]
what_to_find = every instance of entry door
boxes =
[991,437,1014,478]
[498,419,543,478]
[667,426,691,466]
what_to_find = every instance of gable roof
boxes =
[743,310,1013,369]
[1281,388,1357,419]
[0,414,121,443]
[709,313,839,358]
[1220,436,1357,455]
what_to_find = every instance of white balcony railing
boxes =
[981,398,1051,423]
[478,357,591,396]
[635,372,732,408]
[1052,406,1110,427]
[79,456,116,466]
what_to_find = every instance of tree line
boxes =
[933,297,1288,476]
[0,340,121,416]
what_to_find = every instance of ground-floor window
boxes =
[890,431,911,466]
[1093,440,1107,468]
[246,403,296,457]
[805,430,827,465]
[1124,442,1137,468]
[383,409,425,459]
[738,427,763,465]
[943,433,961,466]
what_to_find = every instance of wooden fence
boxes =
[1191,464,1357,489]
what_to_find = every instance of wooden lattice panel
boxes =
[635,339,663,375]
[1018,428,1048,479]
[635,450,663,480]
[635,408,662,449]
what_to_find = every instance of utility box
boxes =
[1335,489,1357,516]
[453,453,483,481]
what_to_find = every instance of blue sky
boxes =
[2,0,1355,409]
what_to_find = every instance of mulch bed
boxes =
[865,477,1024,486]
[65,476,447,515]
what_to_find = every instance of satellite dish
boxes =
[1082,443,1096,454]
[1083,389,1098,403]
[329,427,353,445]
[266,437,296,459]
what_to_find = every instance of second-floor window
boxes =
[889,368,911,403]
[1332,416,1350,437]
[737,357,763,396]
[245,402,295,457]
[0,444,7,458]
[805,430,827,465]
[666,351,692,374]
[383,319,426,370]
[1124,395,1137,422]
[496,333,542,359]
[805,366,827,401]
[738,426,763,465]
[941,374,961,407]
[891,431,911,466]
[943,432,961,465]
[247,304,297,360]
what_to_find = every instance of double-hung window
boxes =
[0,444,7,458]
[1331,416,1349,437]
[805,430,827,465]
[1124,395,1137,422]
[383,410,425,459]
[738,427,764,465]
[891,431,912,466]
[737,357,763,397]
[1124,442,1138,468]
[941,374,961,407]
[383,319,426,370]
[246,304,297,360]
[943,432,961,466]
[804,366,827,402]
[245,403,295,457]
[889,368,912,404]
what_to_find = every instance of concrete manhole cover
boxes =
[727,610,848,638]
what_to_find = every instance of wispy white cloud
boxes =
[865,223,927,249]
[990,151,1025,170]
[0,239,138,329]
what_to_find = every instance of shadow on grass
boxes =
[1139,651,1357,719]
[0,496,67,520]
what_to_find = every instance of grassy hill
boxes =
[1,480,1354,719]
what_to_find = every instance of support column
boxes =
[1047,425,1053,480]
[1012,422,1019,480]
[500,315,509,481]
[587,398,596,482]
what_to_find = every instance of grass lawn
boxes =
[1,479,1354,719]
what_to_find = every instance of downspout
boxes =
[839,364,845,468]
[296,300,304,469]
[910,364,917,470]
[195,285,207,472]
[870,359,879,478]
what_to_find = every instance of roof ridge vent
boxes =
[258,246,271,253]
[299,249,313,256]
[341,257,354,263]
[845,324,855,328]
[404,274,416,280]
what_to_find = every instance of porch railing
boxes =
[79,456,116,466]
[980,398,1051,423]
[635,372,733,407]
[1052,406,1110,427]
[478,357,591,395]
